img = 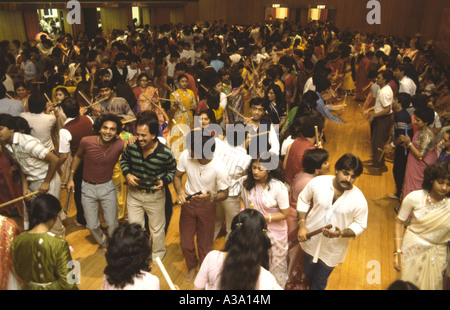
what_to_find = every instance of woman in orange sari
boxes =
[135,73,170,140]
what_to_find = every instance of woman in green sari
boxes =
[394,162,450,290]
[12,194,77,290]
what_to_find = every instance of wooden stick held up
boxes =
[85,96,108,109]
[227,106,245,119]
[315,126,320,146]
[249,131,270,138]
[78,91,92,105]
[122,118,136,124]
[0,191,40,208]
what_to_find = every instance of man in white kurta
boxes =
[297,153,368,290]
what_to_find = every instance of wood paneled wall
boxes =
[99,7,132,36]
[0,10,27,43]
[197,0,436,38]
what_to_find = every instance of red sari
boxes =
[355,56,371,101]
[0,215,20,290]
[0,149,23,217]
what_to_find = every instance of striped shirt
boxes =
[120,140,176,191]
[5,132,51,182]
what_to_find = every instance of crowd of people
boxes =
[0,16,449,291]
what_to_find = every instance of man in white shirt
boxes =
[126,54,141,88]
[20,50,37,82]
[166,51,180,85]
[20,94,56,152]
[0,113,63,234]
[0,84,25,116]
[174,130,229,282]
[394,64,416,96]
[179,42,195,66]
[297,153,368,290]
[212,134,251,240]
[246,98,280,159]
[366,71,394,173]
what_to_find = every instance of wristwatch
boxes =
[210,193,216,202]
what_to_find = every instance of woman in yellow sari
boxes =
[112,131,136,221]
[170,74,197,160]
[394,162,450,290]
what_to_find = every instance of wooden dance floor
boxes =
[56,96,400,290]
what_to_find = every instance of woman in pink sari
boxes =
[399,107,437,200]
[240,152,289,288]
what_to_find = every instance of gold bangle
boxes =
[393,249,403,256]
[268,214,272,223]
[70,170,75,174]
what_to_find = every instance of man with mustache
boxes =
[296,153,368,290]
[120,111,176,262]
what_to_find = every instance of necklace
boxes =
[98,137,113,157]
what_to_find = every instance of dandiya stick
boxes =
[405,127,408,155]
[249,131,270,138]
[314,126,320,145]
[363,82,372,92]
[85,96,107,109]
[44,93,53,104]
[225,92,235,98]
[6,93,14,99]
[69,63,80,77]
[0,191,40,208]
[306,224,333,239]
[78,91,92,105]
[155,257,176,290]
[140,94,160,109]
[122,118,136,124]
[172,119,187,136]
[157,97,173,102]
[377,147,385,162]
[227,106,245,119]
